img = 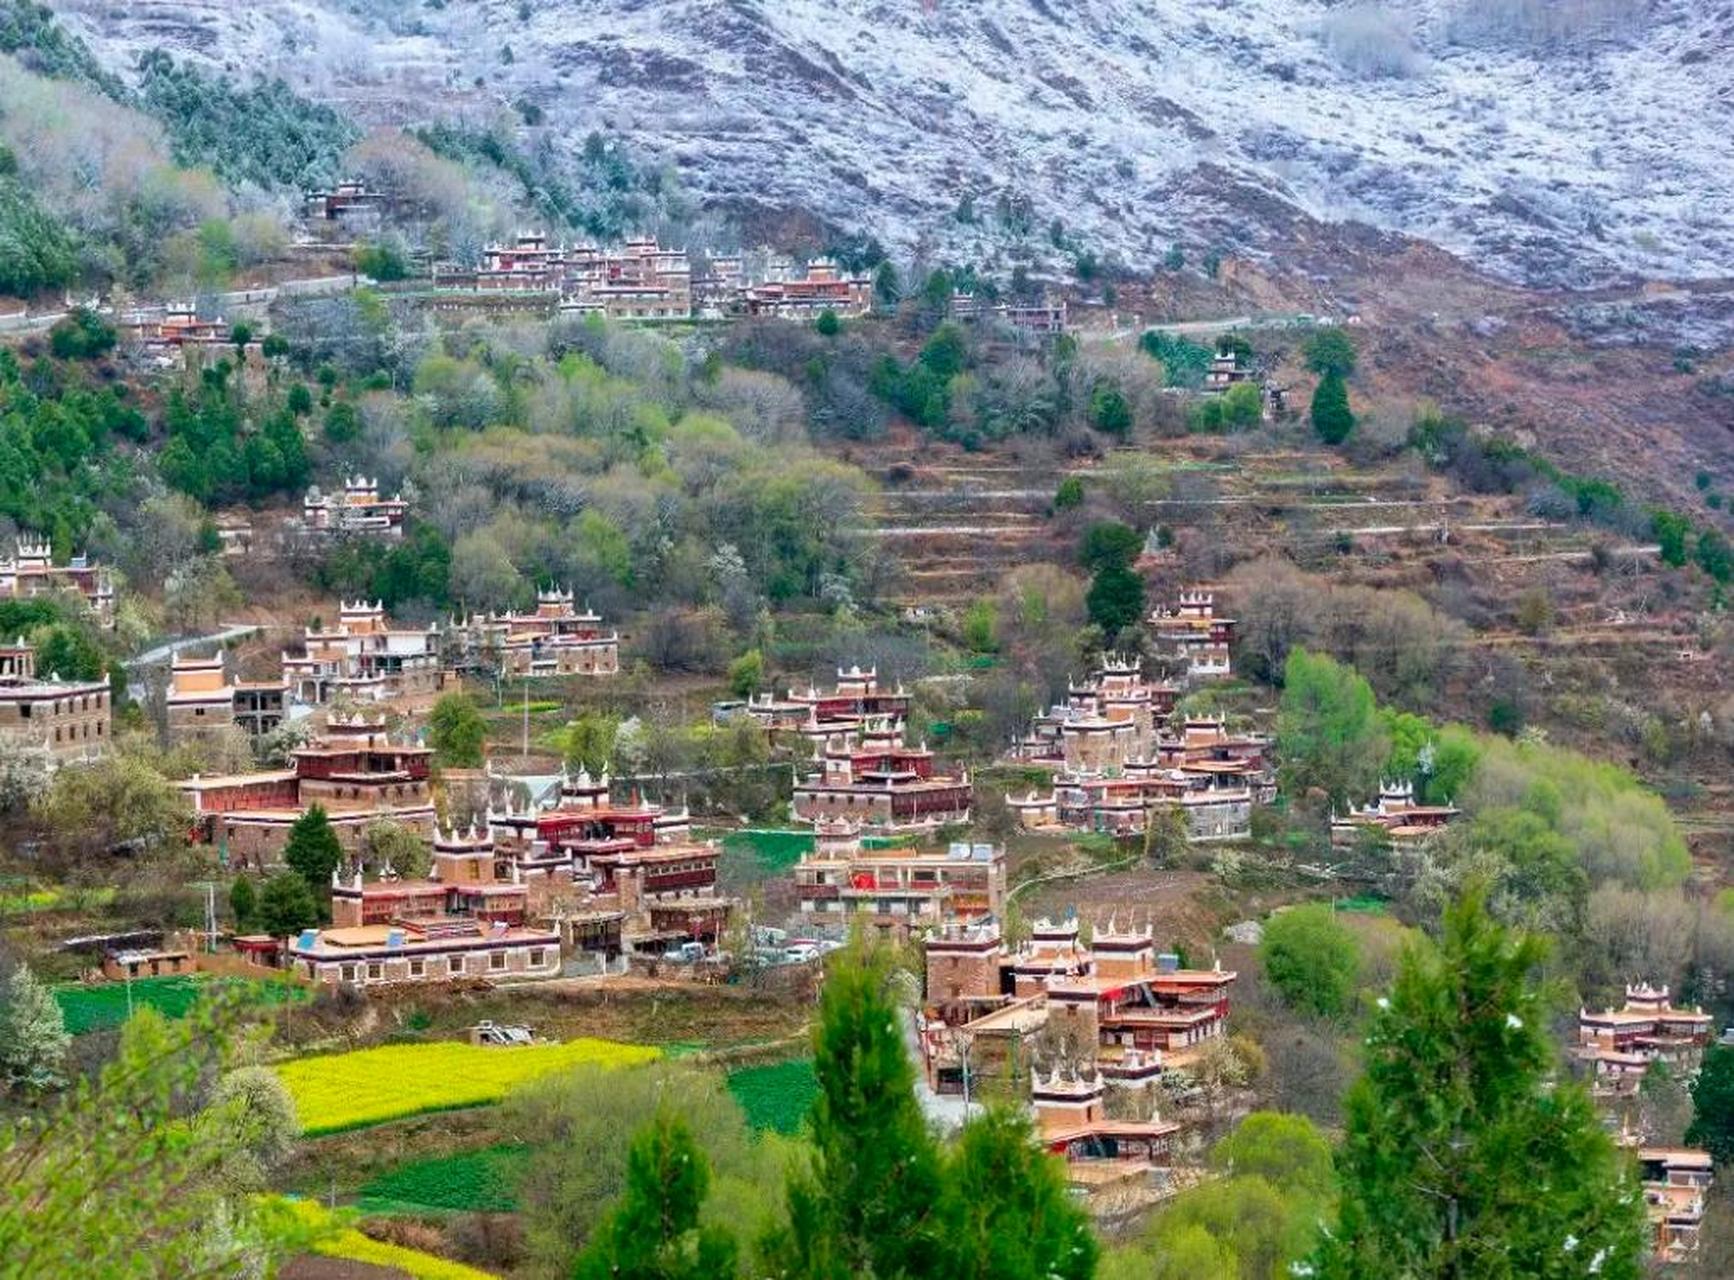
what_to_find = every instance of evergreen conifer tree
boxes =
[1309,889,1647,1279]
[1311,369,1355,444]
[1686,1043,1734,1166]
[282,804,342,901]
[769,949,943,1278]
[574,1110,738,1280]
[937,1107,1098,1280]
[0,963,69,1094]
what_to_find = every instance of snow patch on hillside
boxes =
[57,0,1734,287]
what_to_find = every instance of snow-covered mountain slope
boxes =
[56,0,1734,288]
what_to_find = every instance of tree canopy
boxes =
[1309,890,1648,1279]
[1259,904,1361,1019]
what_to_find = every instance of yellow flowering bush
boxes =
[277,1037,660,1135]
[287,1199,498,1279]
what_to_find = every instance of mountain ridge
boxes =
[52,0,1734,290]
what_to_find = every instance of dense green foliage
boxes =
[0,354,146,545]
[574,1111,740,1280]
[1304,328,1358,378]
[0,180,78,295]
[1277,649,1388,807]
[0,0,123,95]
[47,308,116,360]
[1138,330,1213,387]
[137,52,358,191]
[1311,369,1355,443]
[1259,904,1361,1018]
[1110,1112,1334,1279]
[283,806,342,904]
[1311,891,1647,1278]
[772,951,944,1277]
[1686,1043,1734,1165]
[158,365,310,505]
[0,1005,310,1272]
[428,691,487,768]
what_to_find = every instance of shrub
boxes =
[1311,370,1355,444]
[1259,903,1360,1018]
[47,307,116,360]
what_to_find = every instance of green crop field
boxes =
[721,829,814,878]
[358,1144,530,1215]
[53,974,307,1035]
[726,1058,818,1135]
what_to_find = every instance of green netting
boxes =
[722,829,815,873]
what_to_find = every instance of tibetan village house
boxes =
[485,767,731,949]
[281,600,444,704]
[745,664,913,744]
[792,821,1005,938]
[0,639,110,767]
[1148,590,1235,681]
[1576,983,1714,1100]
[791,716,972,834]
[1330,779,1459,849]
[1009,715,1270,843]
[0,538,115,626]
[301,476,409,538]
[448,589,619,678]
[1008,654,1176,771]
[286,823,561,987]
[922,917,1237,1079]
[178,713,436,867]
[166,653,288,745]
[1639,1147,1713,1265]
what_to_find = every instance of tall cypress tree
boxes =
[938,1107,1098,1280]
[1310,890,1647,1279]
[769,949,943,1279]
[282,804,342,903]
[574,1110,738,1280]
[1311,369,1355,444]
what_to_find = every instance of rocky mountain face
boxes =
[56,0,1734,289]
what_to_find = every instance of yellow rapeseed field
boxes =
[287,1200,500,1279]
[277,1037,660,1135]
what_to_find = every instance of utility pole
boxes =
[521,675,530,761]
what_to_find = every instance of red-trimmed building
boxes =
[178,713,436,867]
[746,664,912,743]
[449,589,619,678]
[1577,983,1715,1099]
[792,716,972,834]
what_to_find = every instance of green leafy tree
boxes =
[1304,328,1358,377]
[1696,528,1732,583]
[1651,509,1692,568]
[1086,564,1145,640]
[727,649,764,699]
[1276,649,1388,809]
[47,307,117,360]
[937,1107,1098,1280]
[962,599,999,654]
[1078,521,1142,573]
[0,1004,313,1273]
[255,871,319,938]
[1259,904,1360,1019]
[34,624,104,681]
[768,948,943,1278]
[427,691,486,768]
[1054,475,1085,510]
[1309,890,1648,1279]
[229,322,254,359]
[323,400,360,443]
[574,1110,739,1280]
[1311,369,1355,444]
[360,818,430,880]
[815,309,841,337]
[0,963,69,1095]
[564,712,619,774]
[282,805,342,900]
[1686,1043,1734,1165]
[1090,383,1132,435]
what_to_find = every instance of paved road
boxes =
[127,623,262,670]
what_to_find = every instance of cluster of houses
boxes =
[1574,983,1718,1264]
[0,537,115,627]
[179,707,732,978]
[163,592,624,726]
[428,230,876,324]
[1005,647,1268,844]
[919,915,1236,1204]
